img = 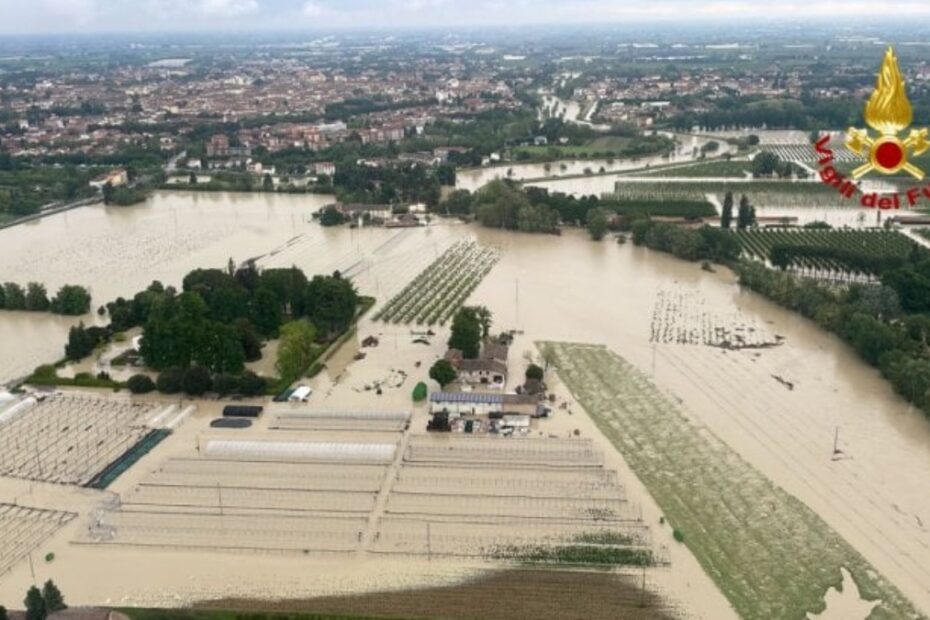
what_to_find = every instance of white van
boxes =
[289,385,312,402]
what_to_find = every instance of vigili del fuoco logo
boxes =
[816,47,930,209]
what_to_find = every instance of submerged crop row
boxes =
[373,239,499,325]
[541,341,920,620]
[736,228,917,275]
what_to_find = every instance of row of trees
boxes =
[769,245,909,275]
[127,366,267,397]
[0,282,91,315]
[668,96,859,132]
[21,580,65,620]
[440,182,715,238]
[631,221,742,263]
[720,192,757,230]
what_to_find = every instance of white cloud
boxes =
[199,0,259,16]
[302,1,325,17]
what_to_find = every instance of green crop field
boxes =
[611,180,861,209]
[735,229,916,274]
[607,199,716,218]
[639,160,752,178]
[542,341,921,620]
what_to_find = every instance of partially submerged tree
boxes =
[525,363,544,381]
[24,585,45,620]
[586,208,610,241]
[448,307,486,359]
[42,580,66,613]
[721,191,733,229]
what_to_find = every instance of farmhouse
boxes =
[339,203,393,220]
[444,339,510,387]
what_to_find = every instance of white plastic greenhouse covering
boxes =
[276,411,410,421]
[203,439,397,462]
[0,397,37,426]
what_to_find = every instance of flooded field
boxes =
[1,191,930,617]
[455,133,727,194]
[0,190,462,384]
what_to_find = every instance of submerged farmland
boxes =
[542,341,921,620]
[373,239,499,325]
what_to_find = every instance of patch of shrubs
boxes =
[154,367,266,397]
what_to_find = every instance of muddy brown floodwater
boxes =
[1,191,930,618]
[0,190,462,384]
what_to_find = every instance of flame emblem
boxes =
[846,47,929,180]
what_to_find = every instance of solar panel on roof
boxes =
[429,392,504,404]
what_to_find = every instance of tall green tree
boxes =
[233,318,262,361]
[737,195,755,229]
[586,208,610,241]
[25,282,50,311]
[319,205,346,226]
[275,319,318,381]
[50,285,91,315]
[448,307,483,359]
[260,267,308,315]
[24,585,46,620]
[3,282,25,310]
[250,287,283,336]
[304,273,358,335]
[41,580,65,612]
[429,359,458,388]
[193,322,245,373]
[721,192,734,229]
[65,323,97,360]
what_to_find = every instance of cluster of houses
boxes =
[427,336,550,436]
[328,202,428,228]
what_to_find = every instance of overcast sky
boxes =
[5,0,930,35]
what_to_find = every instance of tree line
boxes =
[0,282,91,315]
[60,262,361,396]
[437,181,716,238]
[631,220,742,263]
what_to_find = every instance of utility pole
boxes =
[515,279,520,327]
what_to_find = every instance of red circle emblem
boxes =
[875,141,904,170]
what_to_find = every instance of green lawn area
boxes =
[514,144,617,158]
[541,341,920,620]
[586,136,634,150]
[639,160,752,178]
